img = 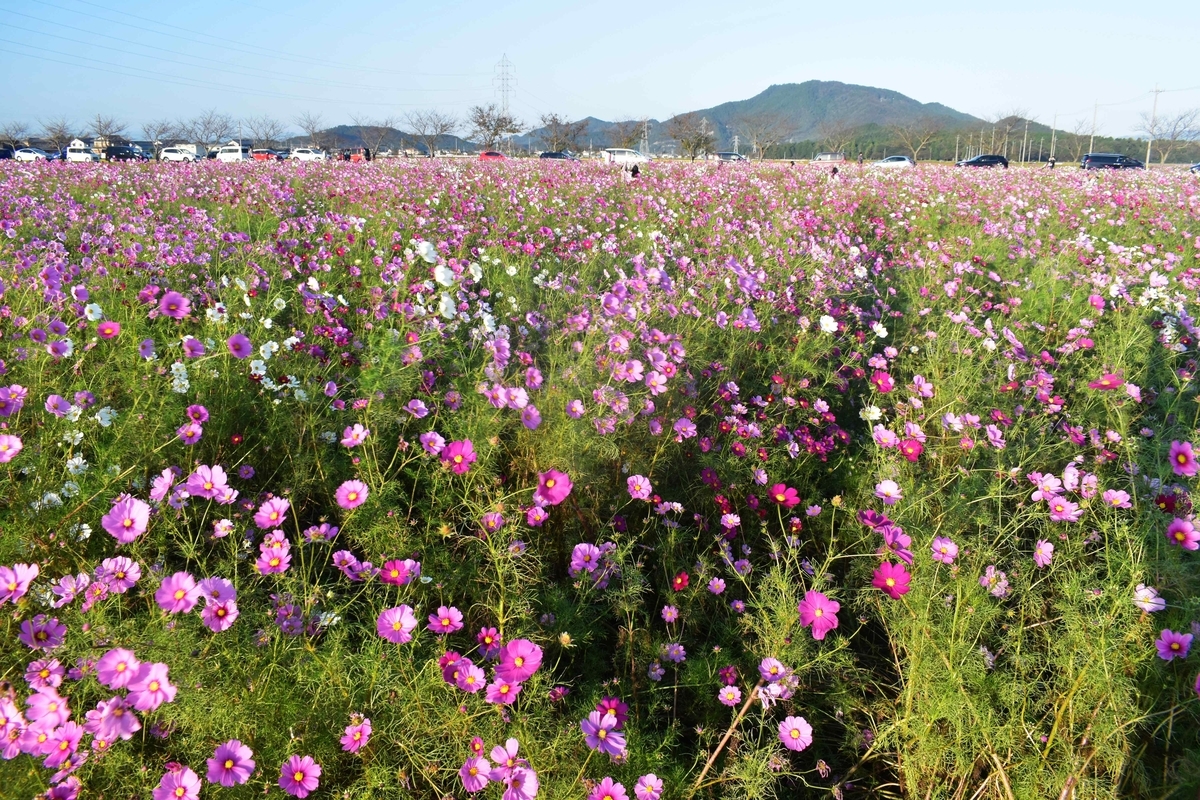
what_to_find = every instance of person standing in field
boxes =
[858,153,864,167]
[1046,156,1056,170]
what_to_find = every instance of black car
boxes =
[538,151,578,160]
[956,154,1008,168]
[1080,153,1144,170]
[0,144,14,160]
[1190,163,1200,174]
[104,146,147,162]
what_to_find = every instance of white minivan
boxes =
[216,145,252,163]
[602,148,650,166]
[66,145,99,163]
[289,147,326,162]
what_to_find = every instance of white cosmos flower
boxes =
[819,315,838,334]
[416,240,439,264]
[434,265,456,287]
[84,303,104,321]
[439,293,456,319]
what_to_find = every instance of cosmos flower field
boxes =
[1,159,1199,800]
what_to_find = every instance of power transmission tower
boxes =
[493,55,515,116]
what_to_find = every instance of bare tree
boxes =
[88,114,127,142]
[988,109,1028,156]
[405,110,458,157]
[1064,118,1094,162]
[349,113,397,156]
[140,120,175,157]
[609,119,644,150]
[813,118,856,157]
[178,110,236,150]
[665,112,715,161]
[890,117,943,161]
[1138,108,1200,163]
[39,117,75,152]
[729,113,794,160]
[467,103,522,151]
[244,115,287,149]
[535,113,588,153]
[293,111,326,149]
[0,121,30,148]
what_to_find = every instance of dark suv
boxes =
[104,146,147,162]
[956,154,1008,168]
[0,144,14,160]
[1080,153,1144,170]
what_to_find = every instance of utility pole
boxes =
[1088,101,1097,155]
[1146,84,1162,166]
[1049,111,1057,159]
[1021,118,1029,164]
[954,134,959,162]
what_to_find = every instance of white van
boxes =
[289,148,326,162]
[159,147,198,162]
[216,145,252,163]
[603,148,650,165]
[66,145,99,163]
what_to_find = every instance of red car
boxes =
[478,151,506,161]
[252,149,282,161]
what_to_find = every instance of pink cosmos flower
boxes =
[875,480,902,505]
[1156,629,1193,661]
[97,648,140,689]
[377,606,418,644]
[634,774,664,800]
[717,686,742,706]
[43,720,84,769]
[1169,440,1199,477]
[485,679,522,705]
[581,710,626,756]
[253,497,290,529]
[207,740,255,786]
[627,474,652,500]
[872,561,911,599]
[19,615,66,650]
[341,424,369,447]
[97,321,121,339]
[534,469,572,506]
[870,371,895,393]
[152,765,200,800]
[279,755,321,798]
[1033,540,1054,568]
[798,590,840,640]
[0,433,24,462]
[428,605,464,634]
[779,715,813,752]
[460,755,491,792]
[336,479,369,510]
[340,718,372,753]
[101,495,150,544]
[456,661,487,693]
[227,333,253,359]
[86,695,141,742]
[1133,584,1166,612]
[930,536,959,565]
[496,639,543,682]
[441,439,477,474]
[201,600,239,632]
[1101,489,1132,509]
[127,662,177,711]
[158,291,191,319]
[1047,495,1082,523]
[500,766,539,800]
[0,562,39,604]
[1087,373,1124,390]
[26,688,70,727]
[1166,517,1200,550]
[155,572,200,614]
[899,439,924,462]
[589,777,628,800]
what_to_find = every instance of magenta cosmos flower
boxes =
[128,662,177,711]
[496,639,543,682]
[97,648,140,689]
[226,333,252,359]
[768,483,801,508]
[340,718,372,753]
[460,755,491,792]
[873,561,911,600]
[376,605,418,644]
[279,755,321,798]
[428,605,464,634]
[336,479,369,510]
[19,615,66,650]
[1166,517,1200,550]
[1087,373,1124,390]
[155,571,200,614]
[253,497,290,529]
[101,495,151,544]
[152,765,201,800]
[485,679,523,705]
[97,320,121,339]
[207,739,255,786]
[441,439,477,474]
[798,590,840,640]
[534,469,572,506]
[1156,629,1193,661]
[627,474,652,500]
[158,291,191,319]
[581,710,626,756]
[1169,440,1199,477]
[589,777,628,800]
[778,715,813,752]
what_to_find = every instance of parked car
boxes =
[289,148,326,162]
[538,151,578,160]
[602,148,650,165]
[1080,153,1144,170]
[14,148,49,162]
[1187,163,1199,174]
[0,144,14,160]
[812,152,845,162]
[216,145,252,163]
[956,154,1008,168]
[712,152,748,162]
[104,146,147,162]
[46,149,69,162]
[871,155,916,169]
[252,149,283,161]
[66,145,100,163]
[478,151,506,161]
[159,147,201,162]
[273,149,291,159]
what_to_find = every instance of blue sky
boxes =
[1,0,1196,138]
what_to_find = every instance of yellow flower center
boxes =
[886,578,896,587]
